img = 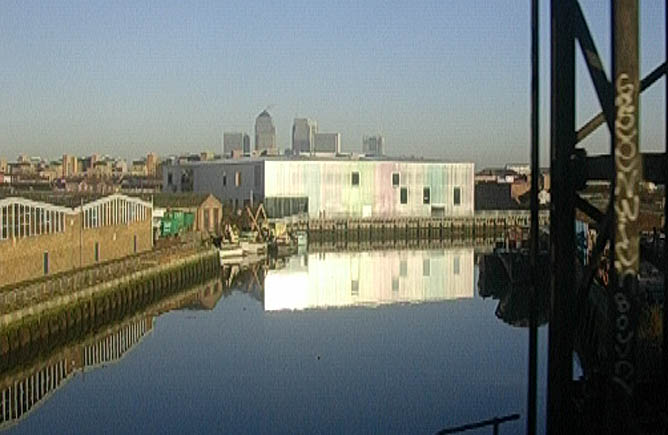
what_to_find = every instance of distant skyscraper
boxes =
[146,152,158,176]
[224,132,244,155]
[292,118,318,154]
[314,132,341,154]
[363,135,384,156]
[242,133,251,155]
[62,154,78,177]
[255,110,277,154]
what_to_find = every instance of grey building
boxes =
[363,135,384,156]
[164,159,264,209]
[314,132,341,154]
[292,118,317,154]
[255,110,277,154]
[242,134,251,155]
[163,157,474,219]
[223,132,251,156]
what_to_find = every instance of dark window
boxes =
[351,172,360,186]
[133,235,137,254]
[167,173,173,185]
[351,280,359,296]
[181,169,193,192]
[222,173,227,186]
[254,165,261,188]
[43,251,49,275]
[454,187,461,205]
[423,187,430,204]
[400,187,408,204]
[392,173,400,187]
[204,209,210,231]
[431,206,445,218]
[94,242,100,262]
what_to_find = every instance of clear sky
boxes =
[0,0,665,168]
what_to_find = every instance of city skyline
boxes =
[1,1,665,168]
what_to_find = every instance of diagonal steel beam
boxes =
[575,194,605,223]
[575,2,614,132]
[576,62,667,143]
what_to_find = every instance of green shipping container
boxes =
[159,210,195,237]
[183,212,195,229]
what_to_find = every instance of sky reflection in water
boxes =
[2,248,547,434]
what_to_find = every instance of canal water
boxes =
[1,247,548,434]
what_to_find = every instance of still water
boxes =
[1,247,548,434]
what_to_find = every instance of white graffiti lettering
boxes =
[613,73,640,278]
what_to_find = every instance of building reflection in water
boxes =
[264,248,475,311]
[0,317,153,431]
[0,277,224,430]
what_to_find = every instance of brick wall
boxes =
[0,211,152,288]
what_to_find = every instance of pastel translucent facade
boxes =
[264,160,474,219]
[264,248,474,311]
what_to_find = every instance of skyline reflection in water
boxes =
[1,246,545,435]
[0,277,224,431]
[265,248,474,311]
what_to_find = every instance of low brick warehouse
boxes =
[0,194,153,288]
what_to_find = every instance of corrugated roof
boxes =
[0,192,107,208]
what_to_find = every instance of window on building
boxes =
[351,171,360,186]
[454,256,460,275]
[43,251,49,275]
[94,242,100,262]
[400,259,407,277]
[400,187,408,204]
[254,165,261,188]
[213,208,219,232]
[423,259,430,277]
[222,172,227,187]
[351,280,359,296]
[235,171,241,187]
[423,187,430,204]
[392,277,399,292]
[0,206,7,239]
[392,173,400,187]
[454,187,461,206]
[204,209,210,231]
[167,173,173,185]
[133,235,137,254]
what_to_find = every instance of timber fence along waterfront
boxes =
[281,210,549,244]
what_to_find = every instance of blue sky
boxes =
[0,0,665,167]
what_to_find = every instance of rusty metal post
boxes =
[609,0,640,403]
[547,0,576,433]
[527,0,539,433]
